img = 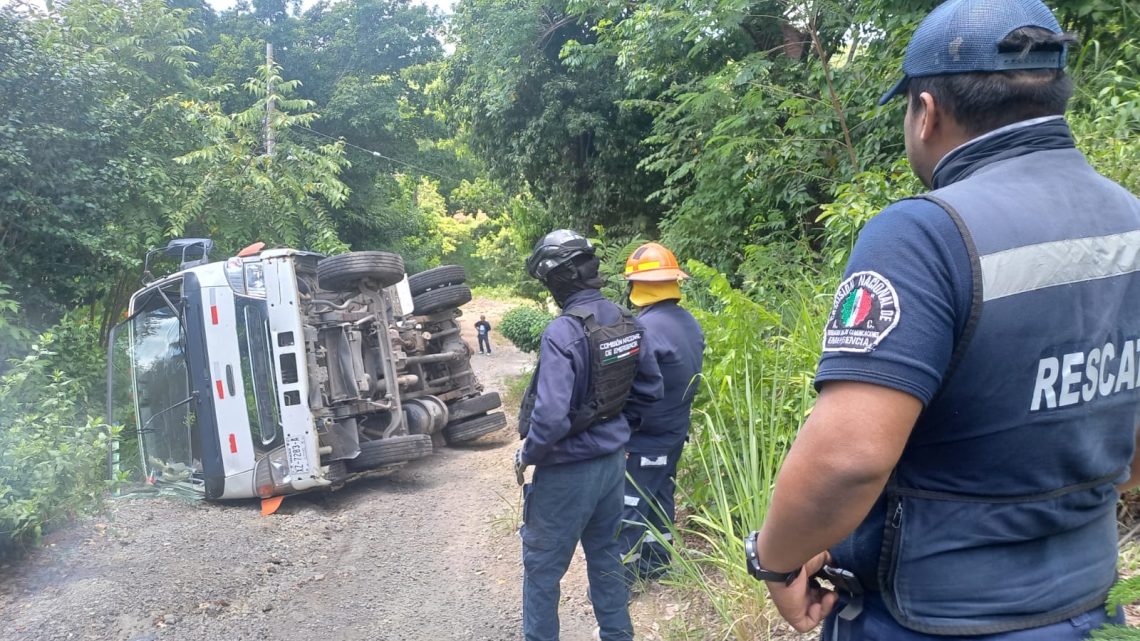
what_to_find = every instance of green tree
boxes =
[0,0,201,329]
[173,63,351,255]
[447,0,661,237]
[565,0,924,272]
[209,0,469,262]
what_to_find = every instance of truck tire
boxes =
[346,434,433,471]
[325,460,348,484]
[318,251,405,291]
[446,392,502,423]
[443,411,507,445]
[408,265,466,296]
[413,284,472,315]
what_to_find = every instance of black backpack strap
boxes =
[563,306,601,333]
[564,305,635,328]
[517,360,541,439]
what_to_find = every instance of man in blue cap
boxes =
[515,229,663,641]
[744,0,1140,639]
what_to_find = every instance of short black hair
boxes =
[908,27,1079,135]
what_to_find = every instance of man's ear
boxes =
[918,91,939,141]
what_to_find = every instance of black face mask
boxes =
[545,255,603,307]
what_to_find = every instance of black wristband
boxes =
[743,531,802,586]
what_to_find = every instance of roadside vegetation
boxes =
[1,0,1139,636]
[498,306,556,355]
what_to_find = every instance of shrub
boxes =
[498,305,554,354]
[0,318,117,556]
[0,282,32,365]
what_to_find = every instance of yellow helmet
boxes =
[623,242,688,282]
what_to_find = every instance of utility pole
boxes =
[265,42,276,158]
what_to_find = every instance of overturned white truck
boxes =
[107,239,504,500]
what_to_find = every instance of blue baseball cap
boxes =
[879,0,1068,106]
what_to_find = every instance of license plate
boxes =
[285,433,311,478]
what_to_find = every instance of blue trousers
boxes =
[617,442,685,584]
[521,450,632,641]
[478,334,491,353]
[823,591,1123,641]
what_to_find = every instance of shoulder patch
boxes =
[822,271,901,353]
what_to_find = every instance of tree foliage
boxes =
[0,316,115,555]
[446,0,661,237]
[173,63,351,256]
[0,0,198,325]
[0,0,500,332]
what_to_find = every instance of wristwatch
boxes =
[743,531,801,586]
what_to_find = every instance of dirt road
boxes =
[0,298,605,641]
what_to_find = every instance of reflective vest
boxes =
[876,147,1140,634]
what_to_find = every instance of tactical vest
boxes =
[873,147,1140,634]
[518,306,643,439]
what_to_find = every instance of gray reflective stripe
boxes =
[624,495,640,507]
[640,455,668,467]
[980,230,1140,302]
[622,552,641,565]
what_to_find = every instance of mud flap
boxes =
[260,495,285,516]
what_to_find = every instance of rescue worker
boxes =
[616,242,704,587]
[515,229,663,641]
[744,0,1140,639]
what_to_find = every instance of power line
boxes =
[291,123,460,183]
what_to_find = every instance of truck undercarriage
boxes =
[108,241,505,500]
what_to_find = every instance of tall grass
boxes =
[660,364,813,639]
[640,261,830,639]
[1069,36,1140,194]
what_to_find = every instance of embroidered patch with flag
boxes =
[823,271,900,353]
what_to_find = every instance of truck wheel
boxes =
[346,434,433,471]
[446,392,502,423]
[413,284,472,315]
[443,411,507,445]
[408,265,466,296]
[318,251,405,291]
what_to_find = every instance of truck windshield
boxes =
[122,280,202,485]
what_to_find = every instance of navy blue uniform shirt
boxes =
[623,300,705,452]
[521,289,664,466]
[814,198,973,401]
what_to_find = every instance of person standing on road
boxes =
[744,0,1140,639]
[515,229,663,641]
[616,243,704,588]
[475,314,493,355]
